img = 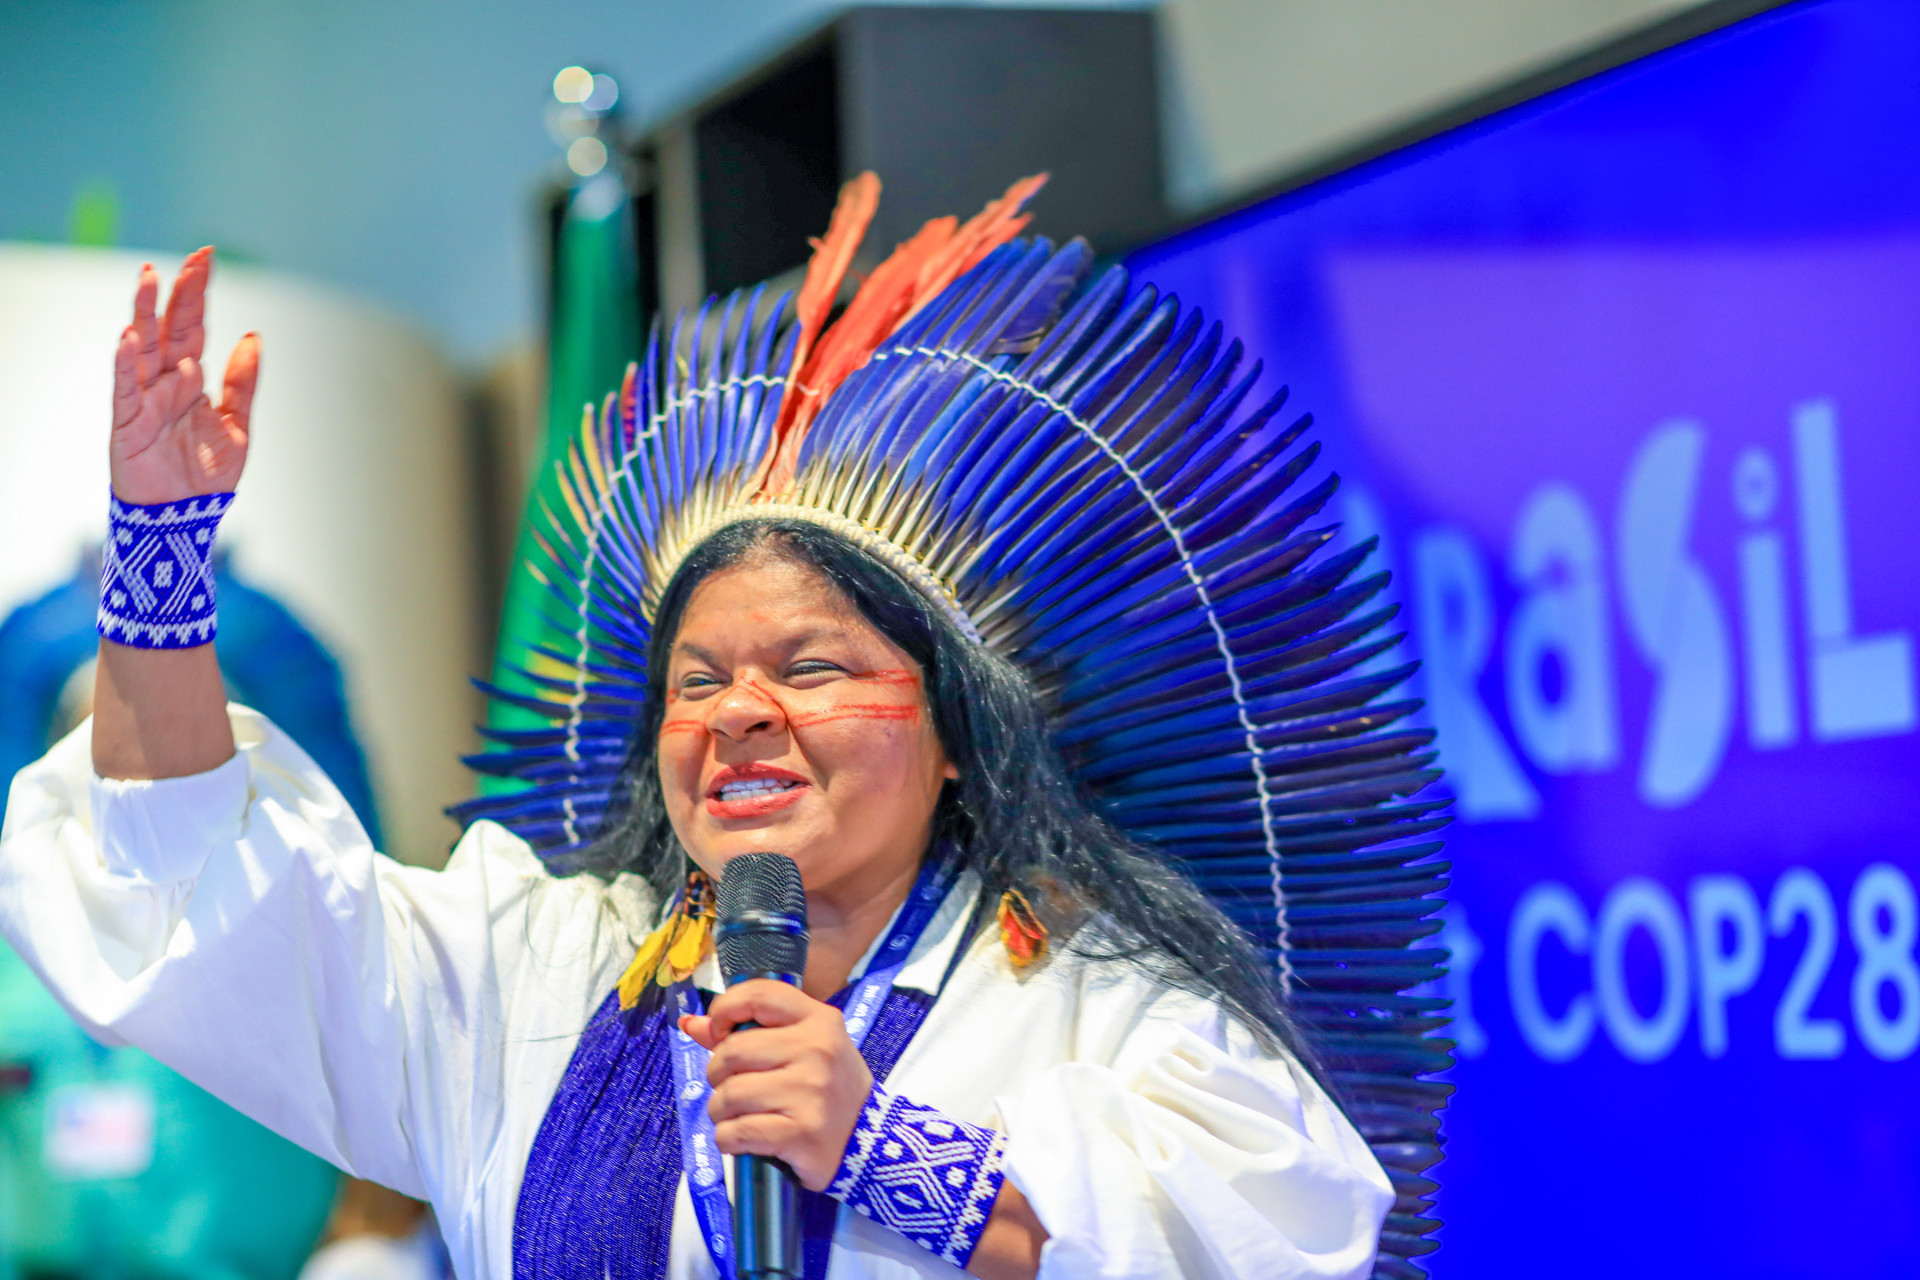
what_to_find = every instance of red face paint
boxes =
[656,559,956,884]
[789,704,920,727]
[853,669,919,687]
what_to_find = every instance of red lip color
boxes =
[704,763,810,819]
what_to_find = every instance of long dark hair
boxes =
[577,518,1315,1063]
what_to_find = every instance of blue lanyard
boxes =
[667,859,957,1280]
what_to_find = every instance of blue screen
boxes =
[1130,1,1920,1273]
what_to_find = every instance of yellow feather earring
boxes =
[618,869,717,1009]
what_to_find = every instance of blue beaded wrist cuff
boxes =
[828,1084,1007,1269]
[97,492,232,649]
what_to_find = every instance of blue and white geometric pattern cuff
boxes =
[827,1084,1007,1269]
[97,492,232,649]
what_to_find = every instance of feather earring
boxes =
[997,887,1048,968]
[617,869,717,1009]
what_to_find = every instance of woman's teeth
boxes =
[718,778,799,800]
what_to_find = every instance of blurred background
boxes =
[3,0,1913,1276]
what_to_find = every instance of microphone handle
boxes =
[731,1017,803,1280]
[735,1151,802,1280]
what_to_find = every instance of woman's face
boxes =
[657,552,957,904]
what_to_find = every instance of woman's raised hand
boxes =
[110,247,258,505]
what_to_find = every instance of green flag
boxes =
[484,173,642,792]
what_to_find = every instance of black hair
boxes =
[576,518,1316,1064]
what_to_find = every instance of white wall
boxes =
[0,246,475,867]
[1159,0,1712,210]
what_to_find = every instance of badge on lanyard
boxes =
[44,1081,156,1180]
[670,859,957,1280]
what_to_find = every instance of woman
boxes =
[0,176,1447,1279]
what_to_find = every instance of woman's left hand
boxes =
[679,981,875,1191]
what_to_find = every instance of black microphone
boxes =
[716,853,809,1280]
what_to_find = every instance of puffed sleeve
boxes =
[995,977,1392,1280]
[0,706,643,1213]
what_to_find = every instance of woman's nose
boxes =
[707,676,786,741]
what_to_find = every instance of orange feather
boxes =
[757,173,1048,497]
[997,887,1049,968]
[780,216,954,427]
[756,173,882,493]
[616,361,638,442]
[907,172,1049,319]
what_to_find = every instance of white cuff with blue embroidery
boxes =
[97,491,232,649]
[828,1083,1007,1269]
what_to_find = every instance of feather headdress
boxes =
[455,174,1450,1278]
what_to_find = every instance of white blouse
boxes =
[0,708,1392,1280]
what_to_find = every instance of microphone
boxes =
[716,853,809,1280]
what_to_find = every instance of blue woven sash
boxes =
[513,983,936,1279]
